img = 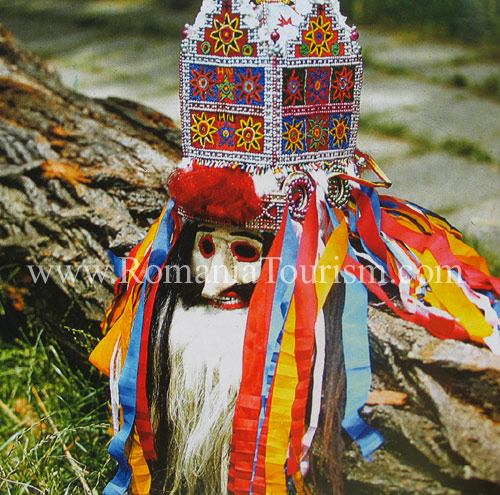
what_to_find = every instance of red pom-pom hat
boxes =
[168,163,263,226]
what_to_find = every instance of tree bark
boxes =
[344,308,500,495]
[0,25,180,363]
[1,26,499,495]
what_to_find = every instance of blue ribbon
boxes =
[340,271,384,458]
[493,299,500,319]
[361,186,382,229]
[107,250,125,279]
[104,199,175,495]
[485,291,500,319]
[326,203,384,458]
[250,212,299,493]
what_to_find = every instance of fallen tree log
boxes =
[349,309,500,495]
[0,25,180,361]
[0,25,499,495]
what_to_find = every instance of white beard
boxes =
[165,301,248,495]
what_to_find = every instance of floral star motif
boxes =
[307,67,330,104]
[283,68,304,106]
[191,112,217,148]
[218,121,235,147]
[218,75,236,102]
[283,119,305,154]
[236,116,263,152]
[331,66,355,103]
[190,66,217,100]
[331,114,351,148]
[304,15,335,57]
[236,68,264,105]
[307,118,328,150]
[210,13,244,56]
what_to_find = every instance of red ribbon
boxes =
[228,215,287,495]
[287,194,319,475]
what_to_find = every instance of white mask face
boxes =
[190,225,264,310]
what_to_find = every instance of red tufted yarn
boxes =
[168,163,263,225]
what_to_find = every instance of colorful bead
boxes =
[178,0,364,228]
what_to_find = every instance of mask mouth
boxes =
[204,286,254,310]
[179,269,259,310]
[208,296,248,310]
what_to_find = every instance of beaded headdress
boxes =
[173,0,373,229]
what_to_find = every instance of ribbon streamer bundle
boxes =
[91,176,500,494]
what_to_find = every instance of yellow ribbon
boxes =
[89,204,170,375]
[129,428,152,495]
[315,214,348,310]
[265,300,298,494]
[264,212,348,494]
[421,250,492,343]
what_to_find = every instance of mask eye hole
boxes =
[231,241,260,262]
[198,235,215,259]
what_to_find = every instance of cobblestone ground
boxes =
[2,1,499,267]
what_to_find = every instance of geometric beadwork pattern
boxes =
[180,0,362,176]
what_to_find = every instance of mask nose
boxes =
[201,247,238,299]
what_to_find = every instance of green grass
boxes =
[342,0,500,46]
[478,73,500,101]
[449,73,468,89]
[360,114,409,139]
[361,114,496,164]
[0,331,112,494]
[361,51,413,78]
[441,139,493,163]
[360,115,434,154]
[448,72,500,104]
